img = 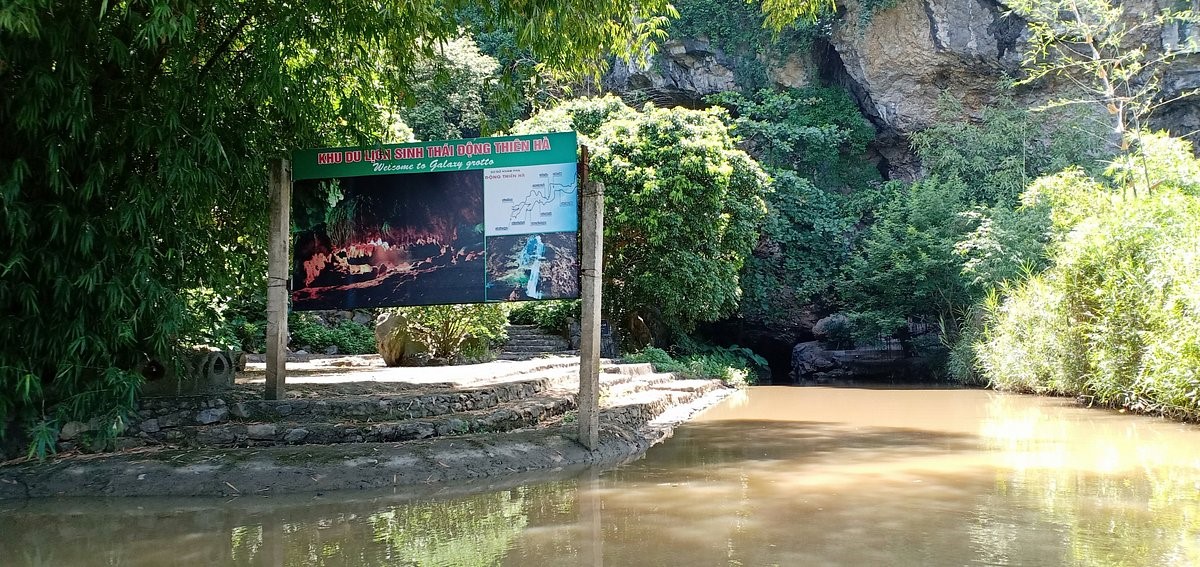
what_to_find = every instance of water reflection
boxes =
[4,387,1200,565]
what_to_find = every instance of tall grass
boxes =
[977,133,1200,418]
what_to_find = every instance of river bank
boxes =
[0,356,733,498]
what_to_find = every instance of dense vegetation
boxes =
[511,97,770,341]
[712,87,881,331]
[977,134,1200,415]
[842,98,1096,348]
[5,0,1200,458]
[0,0,679,454]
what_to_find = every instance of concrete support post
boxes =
[265,158,291,400]
[578,181,604,450]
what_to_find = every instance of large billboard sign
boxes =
[290,132,579,311]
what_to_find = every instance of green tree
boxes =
[711,87,882,329]
[910,95,1101,207]
[841,177,975,340]
[713,87,876,191]
[1008,0,1199,158]
[841,97,1094,359]
[397,34,523,141]
[0,0,678,456]
[512,96,770,340]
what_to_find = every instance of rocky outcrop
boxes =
[790,340,937,382]
[605,0,1200,177]
[606,39,740,106]
[828,0,1024,136]
[374,311,428,367]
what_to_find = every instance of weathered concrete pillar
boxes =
[265,158,291,400]
[578,180,604,450]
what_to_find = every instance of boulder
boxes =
[812,314,853,349]
[375,311,428,367]
[283,428,309,443]
[246,424,277,440]
[791,341,839,381]
[59,421,89,441]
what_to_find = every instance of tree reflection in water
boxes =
[6,388,1200,566]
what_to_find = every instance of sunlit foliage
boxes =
[512,96,769,340]
[979,133,1200,418]
[0,0,678,456]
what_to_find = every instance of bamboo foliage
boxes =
[0,0,681,456]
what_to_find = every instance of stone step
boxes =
[505,338,569,347]
[155,392,579,448]
[603,363,655,376]
[506,334,565,343]
[496,352,565,361]
[505,326,556,335]
[599,380,725,429]
[504,345,569,353]
[506,326,560,333]
[601,373,677,398]
[133,378,559,434]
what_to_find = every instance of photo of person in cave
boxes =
[291,170,486,310]
[485,232,579,302]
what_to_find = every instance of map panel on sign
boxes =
[483,163,578,236]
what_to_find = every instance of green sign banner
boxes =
[292,131,578,181]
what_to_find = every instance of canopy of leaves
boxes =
[841,177,974,338]
[397,35,519,141]
[712,87,881,329]
[841,97,1094,345]
[714,87,876,191]
[512,96,769,339]
[0,0,677,455]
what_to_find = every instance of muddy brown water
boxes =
[5,386,1200,566]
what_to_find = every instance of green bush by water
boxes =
[977,133,1200,418]
[626,345,764,387]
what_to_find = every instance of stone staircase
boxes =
[108,363,728,452]
[497,324,572,361]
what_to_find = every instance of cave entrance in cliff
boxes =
[696,320,804,384]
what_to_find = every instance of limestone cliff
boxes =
[604,0,1200,178]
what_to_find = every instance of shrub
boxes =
[978,133,1200,418]
[512,97,769,340]
[507,300,580,333]
[626,344,762,387]
[287,314,376,355]
[394,304,508,361]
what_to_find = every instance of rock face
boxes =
[605,0,1200,177]
[828,0,1024,136]
[606,39,739,106]
[790,340,936,382]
